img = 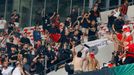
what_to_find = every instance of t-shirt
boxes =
[88,24,97,36]
[0,20,6,29]
[20,37,31,44]
[113,19,125,32]
[121,4,128,15]
[42,16,50,30]
[2,67,13,75]
[9,52,18,61]
[20,49,29,58]
[33,30,41,41]
[81,18,90,28]
[46,50,56,62]
[12,67,21,75]
[108,15,116,27]
[70,11,78,24]
[90,10,100,22]
[6,43,18,54]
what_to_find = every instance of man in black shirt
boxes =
[88,20,98,41]
[90,6,101,23]
[6,37,18,55]
[72,30,83,45]
[8,45,18,66]
[10,10,20,28]
[70,8,78,25]
[59,44,72,63]
[80,12,91,36]
[45,46,57,68]
[42,15,50,31]
[107,11,117,32]
[112,15,125,33]
[11,10,20,23]
[20,33,31,44]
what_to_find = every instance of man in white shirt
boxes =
[2,60,13,75]
[0,16,6,32]
[12,67,22,75]
[12,61,24,75]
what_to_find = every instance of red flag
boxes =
[50,33,61,42]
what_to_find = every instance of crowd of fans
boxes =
[0,0,134,75]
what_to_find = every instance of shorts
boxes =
[82,28,89,35]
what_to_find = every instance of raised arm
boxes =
[50,12,56,20]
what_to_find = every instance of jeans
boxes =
[124,56,134,64]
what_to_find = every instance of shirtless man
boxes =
[72,45,84,74]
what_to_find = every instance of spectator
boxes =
[42,15,50,32]
[22,58,30,73]
[6,37,17,55]
[112,15,125,33]
[90,6,101,23]
[72,45,84,74]
[88,20,98,41]
[33,25,42,42]
[1,59,13,75]
[32,54,44,75]
[48,23,59,34]
[12,61,28,75]
[72,29,83,45]
[20,33,31,45]
[0,16,6,33]
[59,43,72,61]
[50,12,60,28]
[107,11,117,32]
[59,23,69,44]
[64,17,71,27]
[46,45,57,68]
[70,8,78,26]
[8,45,18,66]
[10,10,20,29]
[20,44,32,64]
[120,1,128,20]
[7,22,15,34]
[94,0,101,11]
[80,12,90,41]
